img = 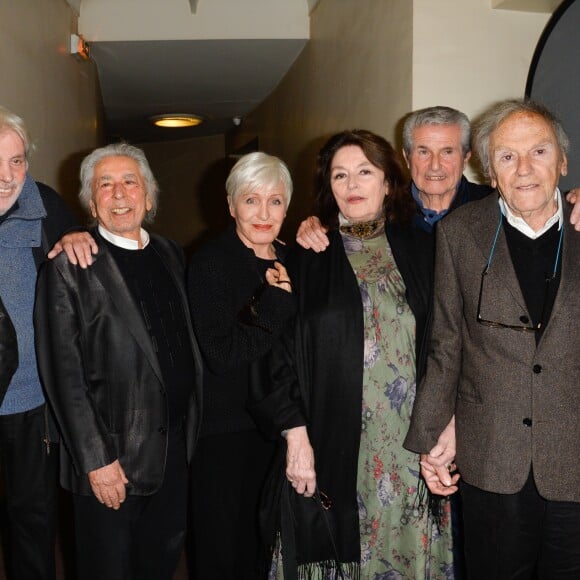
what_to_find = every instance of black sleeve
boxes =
[187,249,296,375]
[247,321,308,440]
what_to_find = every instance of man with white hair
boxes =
[295,106,580,250]
[0,105,77,580]
[405,99,580,579]
[35,143,203,580]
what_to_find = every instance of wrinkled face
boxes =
[229,181,287,257]
[330,145,388,223]
[489,111,567,229]
[0,129,27,215]
[404,124,469,204]
[89,156,152,243]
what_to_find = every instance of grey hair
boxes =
[226,152,293,207]
[403,106,471,158]
[473,99,570,181]
[0,105,31,159]
[79,143,159,222]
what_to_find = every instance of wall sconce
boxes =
[70,33,90,61]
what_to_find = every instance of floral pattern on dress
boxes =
[345,232,453,580]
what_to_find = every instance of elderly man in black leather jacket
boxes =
[35,143,202,580]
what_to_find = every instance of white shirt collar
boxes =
[498,188,562,240]
[98,225,150,250]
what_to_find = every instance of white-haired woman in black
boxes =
[187,152,296,579]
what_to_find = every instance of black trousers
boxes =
[0,404,58,580]
[189,429,275,580]
[461,471,580,579]
[73,431,188,580]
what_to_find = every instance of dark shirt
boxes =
[503,220,562,343]
[187,226,296,437]
[412,176,492,233]
[105,239,195,429]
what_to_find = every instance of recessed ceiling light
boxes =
[151,114,203,128]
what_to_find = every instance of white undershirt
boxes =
[498,188,562,240]
[97,225,150,250]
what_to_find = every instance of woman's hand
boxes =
[285,426,316,497]
[265,262,292,293]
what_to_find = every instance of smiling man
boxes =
[35,143,203,580]
[401,106,492,232]
[0,106,77,580]
[405,99,580,579]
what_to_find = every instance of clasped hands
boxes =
[420,416,460,496]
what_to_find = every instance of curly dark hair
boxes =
[315,129,413,229]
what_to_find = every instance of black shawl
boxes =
[250,224,432,577]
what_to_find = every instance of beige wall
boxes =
[229,0,413,236]
[232,0,553,212]
[0,0,101,214]
[413,0,549,119]
[413,0,550,179]
[80,0,309,40]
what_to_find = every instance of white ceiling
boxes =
[73,0,315,142]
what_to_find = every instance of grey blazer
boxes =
[405,193,580,502]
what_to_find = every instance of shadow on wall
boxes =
[183,156,231,259]
[278,133,331,245]
[57,148,96,226]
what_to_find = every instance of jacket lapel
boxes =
[469,193,528,313]
[91,242,164,385]
[544,204,579,327]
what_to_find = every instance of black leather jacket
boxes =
[0,296,18,404]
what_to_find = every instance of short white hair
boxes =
[0,105,31,160]
[473,99,569,181]
[226,152,293,207]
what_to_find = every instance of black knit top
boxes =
[105,239,195,429]
[187,226,296,436]
[503,220,562,344]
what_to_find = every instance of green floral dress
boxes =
[343,230,454,580]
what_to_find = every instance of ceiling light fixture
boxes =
[151,114,203,128]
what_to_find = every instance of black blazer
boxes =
[34,231,203,496]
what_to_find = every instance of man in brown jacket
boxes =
[405,99,580,579]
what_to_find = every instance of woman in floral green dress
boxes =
[253,130,453,579]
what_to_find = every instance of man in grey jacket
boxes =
[405,99,579,579]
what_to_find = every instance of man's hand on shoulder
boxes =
[48,231,99,269]
[566,189,580,231]
[296,216,329,253]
